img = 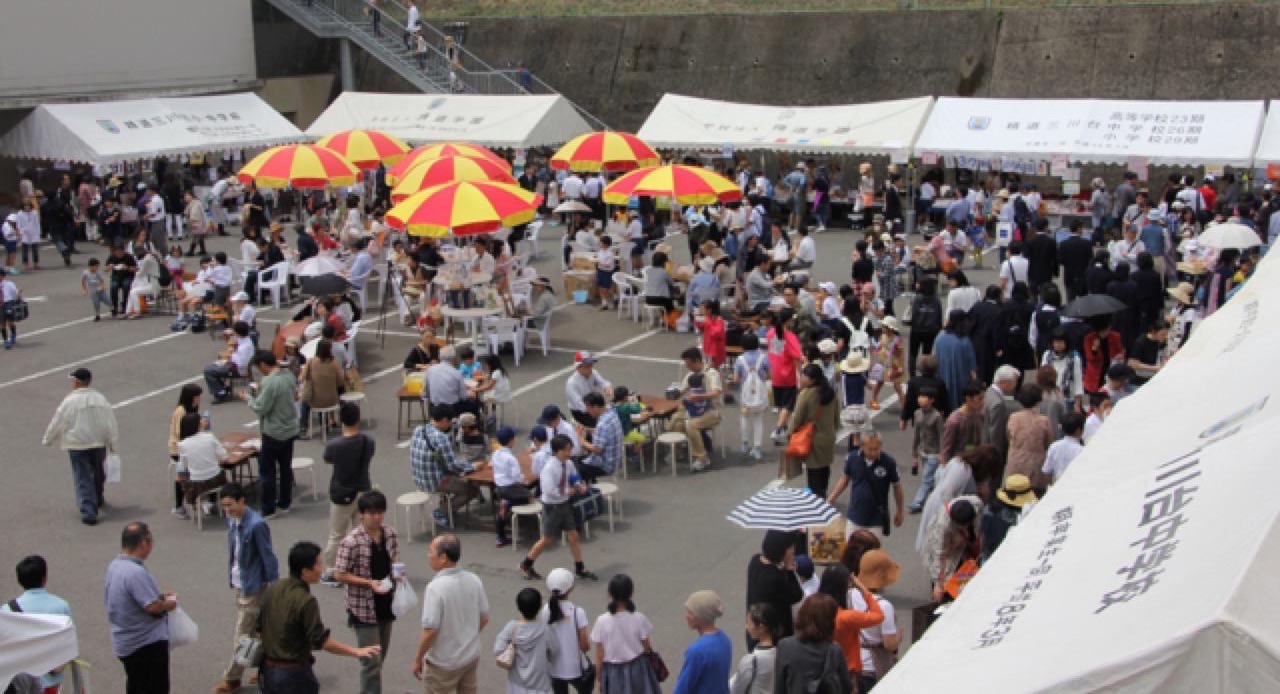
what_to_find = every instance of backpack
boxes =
[739,354,769,411]
[157,261,173,288]
[841,316,871,358]
[1013,195,1032,229]
[913,297,942,334]
[1033,308,1061,354]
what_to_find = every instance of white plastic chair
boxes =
[525,220,543,259]
[256,260,290,309]
[522,311,552,357]
[613,272,640,322]
[482,316,525,366]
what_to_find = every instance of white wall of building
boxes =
[0,0,256,106]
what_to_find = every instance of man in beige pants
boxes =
[215,483,279,693]
[319,402,376,586]
[668,347,723,472]
[412,535,489,693]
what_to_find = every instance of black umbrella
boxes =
[1064,294,1128,319]
[300,273,349,298]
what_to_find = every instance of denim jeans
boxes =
[258,434,295,516]
[110,276,132,314]
[910,454,940,510]
[260,663,318,694]
[353,621,393,694]
[204,362,236,397]
[68,447,106,521]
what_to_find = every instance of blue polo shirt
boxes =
[104,555,168,657]
[842,449,900,527]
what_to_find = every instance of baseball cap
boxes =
[457,412,478,428]
[539,405,563,423]
[69,368,92,384]
[575,351,597,366]
[496,426,517,445]
[529,425,549,442]
[231,291,250,302]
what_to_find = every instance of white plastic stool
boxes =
[191,486,225,531]
[594,481,620,532]
[642,305,667,331]
[655,431,690,476]
[396,491,439,542]
[291,457,317,502]
[510,501,544,551]
[307,404,341,441]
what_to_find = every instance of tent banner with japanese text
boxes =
[877,249,1280,693]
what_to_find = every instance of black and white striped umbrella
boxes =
[727,487,839,531]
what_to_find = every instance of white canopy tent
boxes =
[877,253,1280,693]
[913,97,1265,167]
[0,92,304,166]
[305,92,592,149]
[1250,100,1280,171]
[636,93,933,159]
[0,613,77,688]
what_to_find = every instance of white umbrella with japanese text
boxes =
[876,250,1280,694]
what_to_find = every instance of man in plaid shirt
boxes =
[409,405,488,528]
[576,392,621,482]
[333,490,399,694]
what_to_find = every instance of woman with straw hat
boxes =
[850,550,902,690]
[1165,281,1200,353]
[980,474,1039,563]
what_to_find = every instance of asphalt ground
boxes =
[0,222,1004,692]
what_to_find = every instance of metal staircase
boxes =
[260,0,608,129]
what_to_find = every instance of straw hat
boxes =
[818,338,839,355]
[882,316,905,335]
[1175,261,1208,276]
[997,475,1037,507]
[858,549,901,591]
[840,352,870,374]
[1167,281,1195,305]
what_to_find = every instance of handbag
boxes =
[496,623,518,670]
[944,558,980,598]
[105,453,122,483]
[785,403,823,459]
[643,648,669,682]
[8,300,29,322]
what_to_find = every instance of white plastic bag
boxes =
[168,607,199,649]
[391,578,418,618]
[105,454,122,483]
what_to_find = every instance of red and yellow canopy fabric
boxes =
[386,143,509,185]
[602,164,742,206]
[386,180,542,237]
[550,131,660,172]
[314,129,410,170]
[390,156,516,204]
[236,144,361,189]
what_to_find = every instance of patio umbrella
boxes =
[386,143,509,185]
[237,144,361,189]
[1064,293,1129,319]
[390,155,516,204]
[386,180,542,237]
[727,487,840,531]
[553,200,592,214]
[300,273,349,297]
[551,131,660,172]
[292,255,346,277]
[314,129,410,170]
[1198,222,1263,250]
[603,164,742,206]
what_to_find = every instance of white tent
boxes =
[0,613,77,688]
[636,93,933,159]
[913,97,1264,166]
[1251,100,1280,170]
[0,92,304,166]
[305,92,592,149]
[877,253,1280,693]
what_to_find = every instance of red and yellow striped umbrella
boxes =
[236,144,361,189]
[603,164,742,206]
[551,131,660,172]
[386,143,509,185]
[314,129,410,170]
[390,156,516,204]
[386,180,542,237]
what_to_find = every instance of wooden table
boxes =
[638,395,679,418]
[220,431,259,487]
[465,451,536,487]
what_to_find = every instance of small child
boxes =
[907,387,945,513]
[682,372,710,419]
[164,246,186,291]
[457,346,479,379]
[867,320,906,410]
[82,258,110,322]
[611,387,648,465]
[1043,411,1086,484]
[494,588,557,694]
[2,213,18,274]
[456,412,489,463]
[795,555,819,598]
[0,268,19,349]
[595,234,615,310]
[698,300,727,367]
[1084,393,1112,444]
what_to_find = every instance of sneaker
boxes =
[262,511,278,520]
[170,318,187,332]
[432,509,452,529]
[520,563,541,580]
[750,447,763,460]
[908,506,923,515]
[81,517,98,526]
[691,457,711,472]
[575,568,599,581]
[495,537,512,548]
[276,507,291,516]
[94,315,101,322]
[171,506,190,520]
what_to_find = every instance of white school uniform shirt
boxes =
[491,446,523,488]
[2,220,17,242]
[795,236,816,263]
[1,280,19,301]
[146,194,165,222]
[538,455,578,505]
[16,210,40,243]
[237,304,256,327]
[1042,435,1084,483]
[596,247,616,272]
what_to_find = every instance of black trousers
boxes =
[259,434,295,516]
[120,640,169,694]
[805,466,831,500]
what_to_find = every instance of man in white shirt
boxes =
[1042,412,1085,484]
[208,252,234,308]
[789,227,816,270]
[412,535,490,690]
[144,184,168,256]
[469,238,496,277]
[582,173,604,221]
[404,1,420,50]
[564,353,612,425]
[998,240,1030,299]
[561,173,584,201]
[539,406,581,457]
[204,322,254,402]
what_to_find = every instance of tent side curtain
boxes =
[0,92,304,166]
[304,92,593,149]
[875,249,1280,694]
[635,93,933,158]
[912,97,1265,167]
[1251,100,1280,168]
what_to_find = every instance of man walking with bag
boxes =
[104,522,178,694]
[333,491,400,694]
[320,402,376,585]
[42,367,118,526]
[243,351,299,519]
[215,483,280,694]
